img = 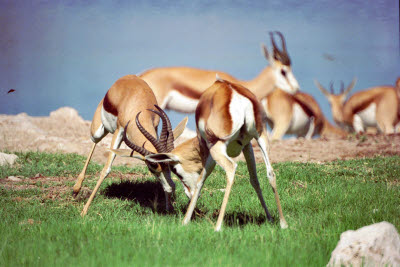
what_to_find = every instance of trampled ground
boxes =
[1,107,400,166]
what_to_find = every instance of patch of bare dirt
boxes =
[1,107,400,167]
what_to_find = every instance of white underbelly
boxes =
[287,104,311,135]
[357,103,377,127]
[101,106,118,134]
[164,91,199,113]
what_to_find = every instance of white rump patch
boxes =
[229,90,257,136]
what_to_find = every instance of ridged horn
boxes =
[135,111,165,153]
[147,105,175,152]
[123,121,152,156]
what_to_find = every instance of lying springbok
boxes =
[315,78,400,134]
[114,77,288,231]
[261,89,348,140]
[139,31,299,113]
[72,75,187,216]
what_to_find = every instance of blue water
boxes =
[1,0,399,131]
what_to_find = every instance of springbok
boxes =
[72,75,187,216]
[139,31,299,113]
[261,89,348,140]
[315,78,400,134]
[113,77,288,231]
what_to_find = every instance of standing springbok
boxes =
[139,31,299,114]
[114,77,288,231]
[315,78,400,134]
[72,75,187,216]
[261,89,348,140]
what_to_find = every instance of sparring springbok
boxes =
[315,78,400,134]
[139,31,299,113]
[72,75,187,216]
[261,89,348,140]
[113,77,288,231]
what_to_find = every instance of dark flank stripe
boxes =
[103,92,118,116]
[172,83,203,99]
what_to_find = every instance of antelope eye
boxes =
[281,69,287,77]
[147,162,158,171]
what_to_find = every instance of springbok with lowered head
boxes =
[261,89,348,140]
[139,31,299,114]
[315,78,399,134]
[114,77,288,231]
[72,75,187,216]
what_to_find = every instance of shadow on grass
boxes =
[103,180,169,213]
[212,210,269,228]
[103,180,275,227]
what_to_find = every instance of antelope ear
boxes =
[108,149,146,161]
[145,153,180,164]
[173,117,188,139]
[261,43,273,63]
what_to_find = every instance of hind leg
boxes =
[257,129,288,228]
[242,143,272,222]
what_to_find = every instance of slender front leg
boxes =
[182,155,215,225]
[81,128,123,217]
[73,142,97,197]
[257,130,288,229]
[209,141,237,232]
[242,143,272,222]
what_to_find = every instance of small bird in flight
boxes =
[7,89,16,94]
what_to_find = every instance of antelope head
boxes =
[261,31,299,94]
[112,105,188,203]
[315,78,357,125]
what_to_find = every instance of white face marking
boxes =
[164,91,199,113]
[274,65,299,94]
[101,106,118,134]
[173,163,198,199]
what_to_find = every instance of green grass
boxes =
[0,151,399,266]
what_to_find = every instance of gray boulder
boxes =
[328,221,400,266]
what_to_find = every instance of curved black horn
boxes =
[329,81,335,94]
[275,31,287,54]
[136,111,165,153]
[123,121,151,156]
[269,32,280,56]
[147,105,175,152]
[340,81,345,94]
[154,105,174,152]
[269,31,291,65]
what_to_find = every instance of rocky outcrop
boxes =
[0,152,18,166]
[328,221,400,267]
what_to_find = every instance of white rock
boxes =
[328,221,400,267]
[7,176,22,182]
[49,107,85,123]
[0,152,18,166]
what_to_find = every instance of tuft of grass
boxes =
[0,151,399,266]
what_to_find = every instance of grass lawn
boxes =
[0,151,399,266]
